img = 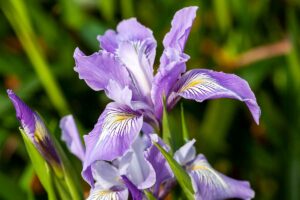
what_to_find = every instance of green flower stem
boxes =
[1,0,70,115]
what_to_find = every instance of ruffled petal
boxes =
[163,6,198,52]
[60,115,85,161]
[116,18,155,45]
[82,102,143,186]
[169,69,261,124]
[152,7,198,119]
[174,139,196,166]
[151,49,189,119]
[97,30,118,53]
[189,154,255,200]
[74,48,131,92]
[98,18,157,100]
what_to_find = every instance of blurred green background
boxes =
[1,0,300,199]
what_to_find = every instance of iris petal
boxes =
[74,48,131,93]
[174,139,196,166]
[169,69,261,124]
[189,154,255,200]
[82,102,143,186]
[98,18,157,101]
[60,115,85,161]
[86,187,128,200]
[152,7,198,119]
[8,90,62,174]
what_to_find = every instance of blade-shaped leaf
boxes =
[180,103,189,142]
[20,129,57,200]
[53,136,83,200]
[162,97,172,150]
[144,190,156,200]
[154,143,194,200]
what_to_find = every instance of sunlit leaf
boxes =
[20,129,57,200]
[154,143,194,200]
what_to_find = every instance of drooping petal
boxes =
[169,69,261,124]
[125,136,156,190]
[163,6,198,52]
[86,186,128,200]
[74,48,131,92]
[92,161,122,189]
[145,134,173,196]
[97,30,118,53]
[152,7,198,119]
[7,90,62,175]
[82,102,143,186]
[121,175,144,200]
[174,139,196,166]
[60,115,85,161]
[189,154,255,200]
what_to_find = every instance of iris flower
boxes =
[7,90,62,176]
[174,140,255,200]
[74,6,260,186]
[60,116,167,198]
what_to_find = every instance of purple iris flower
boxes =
[174,140,255,200]
[74,6,260,186]
[7,90,62,175]
[60,116,162,198]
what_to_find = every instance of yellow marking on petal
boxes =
[190,163,228,189]
[191,164,209,171]
[179,78,206,93]
[98,190,110,196]
[114,114,136,122]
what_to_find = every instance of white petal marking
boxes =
[117,41,153,97]
[189,158,228,193]
[178,73,237,99]
[87,189,120,200]
[96,106,140,148]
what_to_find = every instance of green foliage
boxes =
[154,143,194,200]
[20,129,57,200]
[144,190,156,200]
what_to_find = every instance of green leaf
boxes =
[53,137,83,200]
[144,190,156,200]
[154,143,194,200]
[181,103,189,142]
[0,172,26,200]
[20,129,57,200]
[162,97,172,150]
[1,0,70,116]
[18,164,35,200]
